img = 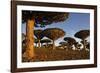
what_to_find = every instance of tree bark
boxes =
[23,19,35,61]
[83,39,86,50]
[53,40,55,50]
[41,43,43,47]
[38,39,41,48]
[36,43,37,47]
[46,43,48,47]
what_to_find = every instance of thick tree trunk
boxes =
[41,43,43,47]
[36,43,37,47]
[74,44,77,50]
[23,19,35,61]
[83,39,86,50]
[53,40,55,50]
[46,43,48,47]
[38,39,41,48]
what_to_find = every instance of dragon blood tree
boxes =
[34,29,43,48]
[74,30,90,50]
[42,28,65,50]
[64,37,76,50]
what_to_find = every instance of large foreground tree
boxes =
[42,28,65,49]
[22,11,69,60]
[74,30,90,50]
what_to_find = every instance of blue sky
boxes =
[22,12,90,46]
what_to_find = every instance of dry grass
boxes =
[22,47,90,62]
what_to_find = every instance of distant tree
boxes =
[34,39,38,47]
[59,41,68,50]
[64,37,76,50]
[74,42,79,50]
[34,29,43,48]
[80,40,88,45]
[22,11,69,60]
[22,34,26,53]
[40,39,51,47]
[59,42,67,46]
[77,44,82,50]
[22,39,26,44]
[22,39,27,54]
[22,33,26,41]
[74,30,90,50]
[42,28,65,49]
[86,42,90,50]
